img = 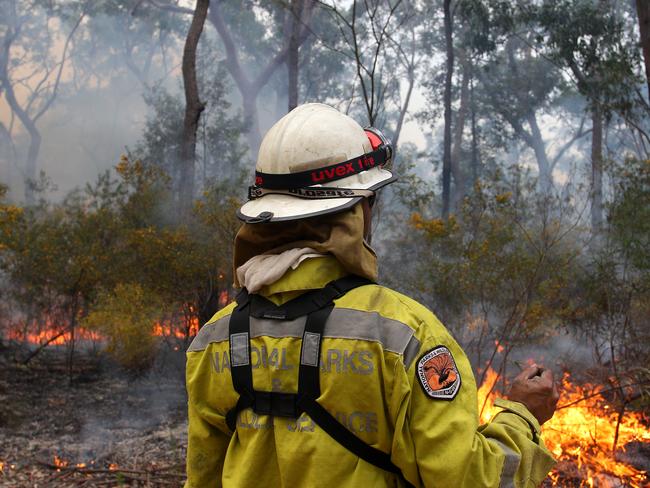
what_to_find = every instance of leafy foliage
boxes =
[82,283,163,372]
[0,156,240,369]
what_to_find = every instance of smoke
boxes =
[70,348,188,464]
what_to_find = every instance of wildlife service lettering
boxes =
[211,347,374,375]
[237,410,378,433]
[286,411,378,433]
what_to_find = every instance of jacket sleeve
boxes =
[390,326,556,488]
[185,347,232,488]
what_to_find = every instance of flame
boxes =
[478,367,502,423]
[6,308,204,346]
[53,455,68,472]
[478,368,650,487]
[4,295,235,347]
[151,316,198,339]
[0,461,4,473]
[7,326,102,345]
[108,463,118,471]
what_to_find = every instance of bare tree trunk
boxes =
[451,48,469,208]
[67,305,77,384]
[392,65,414,152]
[526,113,553,194]
[179,0,209,217]
[470,62,479,187]
[287,0,303,112]
[2,88,41,204]
[442,0,454,219]
[0,4,82,204]
[242,95,262,153]
[591,106,604,232]
[0,55,42,204]
[208,1,313,155]
[22,123,41,204]
[636,0,650,98]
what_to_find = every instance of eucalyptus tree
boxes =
[637,0,650,97]
[0,0,84,203]
[179,0,210,217]
[74,1,187,87]
[147,0,317,153]
[527,0,642,232]
[476,36,589,195]
[316,0,422,153]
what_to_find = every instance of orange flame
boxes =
[6,311,203,347]
[478,368,650,487]
[152,315,198,339]
[7,326,102,345]
[5,295,236,347]
[53,455,68,472]
[478,367,502,424]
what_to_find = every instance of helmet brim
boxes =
[238,168,396,223]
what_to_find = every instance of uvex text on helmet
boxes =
[238,103,397,224]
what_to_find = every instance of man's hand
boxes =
[507,364,560,425]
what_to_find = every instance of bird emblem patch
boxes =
[417,346,461,400]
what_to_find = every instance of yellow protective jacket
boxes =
[185,256,555,487]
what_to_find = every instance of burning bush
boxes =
[0,157,237,365]
[83,283,164,372]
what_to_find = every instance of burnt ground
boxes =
[1,342,648,488]
[0,343,188,487]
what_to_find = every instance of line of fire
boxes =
[1,315,648,486]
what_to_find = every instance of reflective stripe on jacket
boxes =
[185,256,556,487]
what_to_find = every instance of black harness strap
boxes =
[246,275,371,321]
[225,300,255,430]
[297,304,332,399]
[297,398,400,474]
[294,302,401,475]
[225,275,406,479]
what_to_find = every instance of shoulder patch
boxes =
[416,346,461,400]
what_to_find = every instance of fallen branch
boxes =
[556,381,650,410]
[37,459,185,479]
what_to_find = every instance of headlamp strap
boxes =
[254,146,388,190]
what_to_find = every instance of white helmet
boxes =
[238,103,397,223]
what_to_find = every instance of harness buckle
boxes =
[254,391,300,418]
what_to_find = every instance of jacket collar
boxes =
[256,255,348,305]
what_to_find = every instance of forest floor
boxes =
[0,344,187,487]
[1,343,648,488]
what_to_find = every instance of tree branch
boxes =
[33,10,85,123]
[550,116,591,170]
[145,0,194,15]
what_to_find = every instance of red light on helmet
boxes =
[364,127,393,166]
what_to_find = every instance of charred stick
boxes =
[37,459,184,477]
[556,382,650,410]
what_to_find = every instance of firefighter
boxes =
[185,103,559,487]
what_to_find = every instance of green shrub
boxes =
[83,283,164,372]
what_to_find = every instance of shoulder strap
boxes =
[295,302,403,475]
[225,275,409,481]
[247,275,373,320]
[225,300,255,431]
